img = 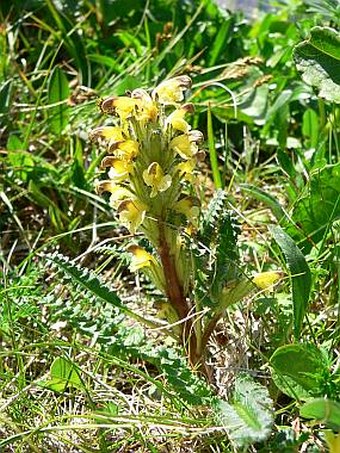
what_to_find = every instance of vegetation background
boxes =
[0,0,339,451]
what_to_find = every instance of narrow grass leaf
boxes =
[207,103,222,189]
[270,225,311,339]
[240,184,287,222]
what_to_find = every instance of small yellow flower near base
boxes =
[128,245,156,272]
[325,431,340,453]
[142,162,172,198]
[252,271,283,291]
[118,199,147,233]
[173,196,200,223]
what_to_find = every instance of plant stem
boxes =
[157,221,206,373]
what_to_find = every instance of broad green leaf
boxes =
[270,344,327,400]
[300,398,340,431]
[291,163,340,251]
[238,84,269,122]
[48,67,70,134]
[214,374,273,447]
[270,226,311,339]
[41,357,83,393]
[294,26,340,103]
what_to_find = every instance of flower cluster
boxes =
[91,76,203,275]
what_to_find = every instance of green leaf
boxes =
[291,163,340,251]
[240,184,287,222]
[45,253,159,330]
[208,17,232,66]
[302,109,319,148]
[40,357,83,393]
[270,344,328,400]
[48,66,70,134]
[270,225,311,339]
[214,374,273,447]
[207,104,222,189]
[300,398,340,431]
[293,26,340,103]
[0,79,12,117]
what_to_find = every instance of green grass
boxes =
[1,0,340,451]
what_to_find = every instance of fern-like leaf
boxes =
[45,252,159,329]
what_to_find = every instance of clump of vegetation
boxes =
[0,0,339,451]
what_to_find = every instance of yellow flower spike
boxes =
[174,196,200,222]
[127,245,156,272]
[252,271,283,291]
[90,126,125,142]
[99,96,139,120]
[118,199,147,234]
[166,104,194,133]
[170,134,198,160]
[107,159,133,182]
[152,75,192,104]
[142,162,172,198]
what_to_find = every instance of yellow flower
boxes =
[114,140,139,160]
[108,186,131,208]
[127,245,156,272]
[95,180,116,195]
[252,271,283,291]
[142,162,172,198]
[90,126,125,142]
[170,134,198,160]
[188,129,204,144]
[174,196,200,222]
[95,181,130,207]
[152,76,192,104]
[166,104,194,133]
[325,431,340,453]
[118,199,147,233]
[131,88,158,122]
[100,96,139,120]
[107,159,133,182]
[175,159,196,176]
